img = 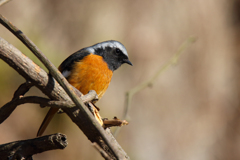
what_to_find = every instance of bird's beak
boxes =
[123,59,133,66]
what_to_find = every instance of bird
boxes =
[37,40,132,137]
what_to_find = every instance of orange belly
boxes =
[66,54,113,100]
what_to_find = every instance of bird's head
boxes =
[86,40,132,71]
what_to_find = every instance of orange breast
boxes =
[67,54,113,100]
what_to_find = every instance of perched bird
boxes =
[37,40,132,136]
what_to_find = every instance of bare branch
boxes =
[0,133,67,160]
[103,117,129,129]
[0,82,33,124]
[0,89,99,124]
[0,88,98,124]
[12,81,33,100]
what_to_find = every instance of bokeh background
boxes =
[1,0,240,160]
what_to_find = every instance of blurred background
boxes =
[1,0,240,159]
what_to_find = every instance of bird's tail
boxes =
[37,108,59,137]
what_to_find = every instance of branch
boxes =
[0,81,33,124]
[103,117,129,129]
[0,13,125,160]
[114,36,197,136]
[12,81,33,101]
[0,133,67,160]
[0,90,98,124]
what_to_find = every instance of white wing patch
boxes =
[62,70,71,78]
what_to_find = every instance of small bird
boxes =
[37,40,132,136]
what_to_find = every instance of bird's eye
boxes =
[115,48,121,54]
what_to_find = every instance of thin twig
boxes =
[103,117,129,129]
[114,36,197,136]
[0,87,97,124]
[0,90,98,120]
[3,96,73,109]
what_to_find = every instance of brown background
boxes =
[1,0,240,160]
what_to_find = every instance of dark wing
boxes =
[58,49,90,73]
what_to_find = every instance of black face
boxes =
[94,47,132,71]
